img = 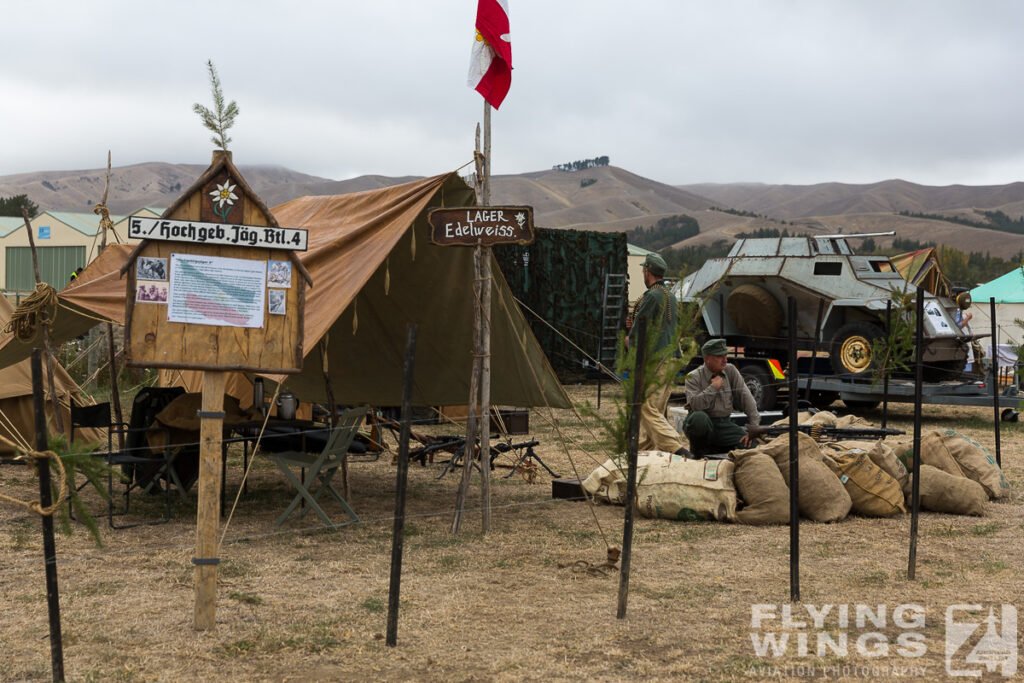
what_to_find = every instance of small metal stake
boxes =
[907,290,924,580]
[32,349,65,682]
[617,318,647,619]
[990,297,1001,467]
[788,297,800,602]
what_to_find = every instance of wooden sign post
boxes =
[427,205,534,533]
[123,150,310,630]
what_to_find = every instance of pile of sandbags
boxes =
[581,426,1006,525]
[888,429,1007,515]
[581,452,738,521]
[728,426,1005,523]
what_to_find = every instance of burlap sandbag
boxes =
[635,458,738,522]
[913,464,987,516]
[822,448,905,517]
[865,441,910,494]
[771,411,837,427]
[731,450,790,525]
[932,430,1008,500]
[582,453,675,504]
[835,414,875,429]
[825,441,908,491]
[896,431,967,479]
[762,433,851,522]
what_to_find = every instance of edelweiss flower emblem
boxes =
[514,211,526,228]
[210,181,238,220]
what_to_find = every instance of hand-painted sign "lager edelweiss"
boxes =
[128,216,308,251]
[427,206,534,246]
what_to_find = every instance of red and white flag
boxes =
[468,0,511,109]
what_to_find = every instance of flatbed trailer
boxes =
[795,374,1021,410]
[675,353,1021,419]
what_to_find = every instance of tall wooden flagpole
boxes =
[479,101,493,533]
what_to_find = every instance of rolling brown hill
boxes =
[678,179,1024,219]
[4,162,1024,256]
[0,162,419,216]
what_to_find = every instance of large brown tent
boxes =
[0,296,105,454]
[0,172,569,409]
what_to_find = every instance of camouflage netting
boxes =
[494,227,627,382]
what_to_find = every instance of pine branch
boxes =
[192,59,239,151]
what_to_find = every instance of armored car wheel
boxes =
[829,322,883,375]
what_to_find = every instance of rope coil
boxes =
[0,449,69,516]
[3,282,58,342]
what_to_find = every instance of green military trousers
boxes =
[682,411,749,456]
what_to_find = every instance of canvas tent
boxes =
[968,267,1024,349]
[0,296,105,454]
[0,172,569,409]
[891,248,954,298]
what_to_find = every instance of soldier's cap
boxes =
[701,338,729,356]
[642,253,667,276]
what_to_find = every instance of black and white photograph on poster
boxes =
[137,256,168,281]
[267,289,286,315]
[137,282,168,303]
[267,260,292,288]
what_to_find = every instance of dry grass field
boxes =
[1,385,1022,682]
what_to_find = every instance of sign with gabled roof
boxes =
[122,150,311,374]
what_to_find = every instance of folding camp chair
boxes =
[69,401,176,528]
[268,405,367,529]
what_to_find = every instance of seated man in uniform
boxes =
[682,338,760,456]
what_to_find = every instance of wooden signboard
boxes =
[120,150,310,632]
[427,205,535,246]
[123,151,310,374]
[127,216,308,250]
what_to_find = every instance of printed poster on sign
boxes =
[267,260,292,288]
[167,253,266,328]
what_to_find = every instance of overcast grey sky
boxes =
[2,1,1022,186]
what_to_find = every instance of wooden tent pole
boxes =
[479,101,493,533]
[451,246,483,534]
[97,153,125,447]
[194,370,226,630]
[21,207,64,434]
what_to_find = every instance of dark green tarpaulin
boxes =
[495,228,627,381]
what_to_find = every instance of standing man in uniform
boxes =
[626,253,686,454]
[683,338,760,455]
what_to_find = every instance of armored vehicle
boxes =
[672,235,974,382]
